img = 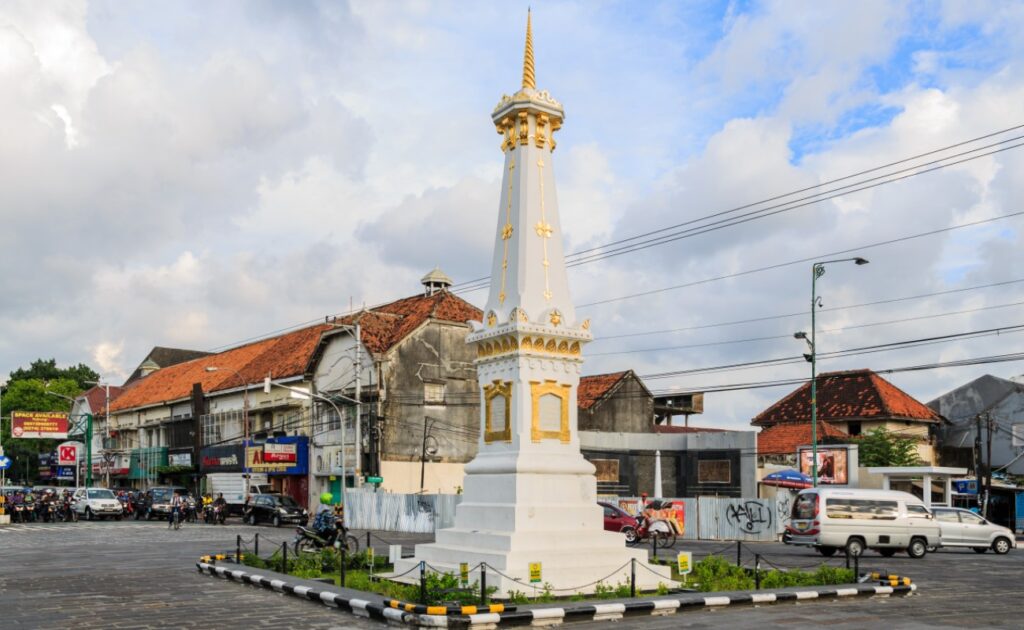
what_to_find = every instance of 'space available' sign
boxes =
[11,411,70,439]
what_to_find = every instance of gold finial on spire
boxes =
[522,9,536,90]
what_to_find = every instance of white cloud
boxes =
[0,1,1020,431]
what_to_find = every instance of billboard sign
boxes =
[11,411,69,439]
[798,447,849,485]
[58,443,79,466]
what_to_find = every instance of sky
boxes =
[1,0,1022,430]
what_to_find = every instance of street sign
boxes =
[0,456,11,470]
[459,562,469,584]
[529,562,542,583]
[366,476,383,484]
[676,551,692,575]
[58,444,79,465]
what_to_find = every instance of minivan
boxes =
[783,488,941,559]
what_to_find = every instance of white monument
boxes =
[393,12,673,595]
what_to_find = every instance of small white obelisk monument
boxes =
[394,12,672,595]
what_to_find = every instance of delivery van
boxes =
[783,488,941,559]
[206,473,271,514]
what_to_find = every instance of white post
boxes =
[944,476,952,506]
[654,450,663,499]
[922,474,933,507]
[881,475,890,491]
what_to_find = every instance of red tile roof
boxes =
[578,371,629,410]
[109,325,332,413]
[751,369,941,427]
[81,385,124,417]
[336,291,482,355]
[757,421,849,455]
[110,291,483,413]
[653,424,729,434]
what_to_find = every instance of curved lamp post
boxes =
[795,256,869,487]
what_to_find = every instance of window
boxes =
[602,506,615,518]
[793,493,817,520]
[424,383,446,405]
[935,509,959,523]
[825,498,899,520]
[847,421,862,436]
[906,504,931,518]
[88,489,115,499]
[960,511,986,524]
[1013,424,1024,447]
[592,459,620,483]
[697,460,731,484]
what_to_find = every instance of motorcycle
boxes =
[293,518,359,554]
[12,503,27,524]
[204,504,227,525]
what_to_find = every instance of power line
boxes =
[453,129,1024,293]
[595,278,1024,340]
[588,300,1024,356]
[640,323,1024,380]
[578,211,1023,308]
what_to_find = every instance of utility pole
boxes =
[975,414,984,512]
[354,323,362,489]
[984,413,994,518]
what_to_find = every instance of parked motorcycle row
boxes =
[1,486,232,525]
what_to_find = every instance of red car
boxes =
[599,501,638,534]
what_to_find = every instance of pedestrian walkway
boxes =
[0,522,158,534]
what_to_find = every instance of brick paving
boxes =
[2,521,1020,628]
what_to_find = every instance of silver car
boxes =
[932,507,1016,554]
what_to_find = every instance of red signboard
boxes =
[58,444,78,465]
[12,411,69,439]
[263,443,297,463]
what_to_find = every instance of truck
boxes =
[205,473,272,515]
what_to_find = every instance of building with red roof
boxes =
[753,369,943,465]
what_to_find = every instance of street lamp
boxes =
[206,366,251,502]
[798,256,869,487]
[85,379,112,487]
[45,387,93,488]
[263,377,357,509]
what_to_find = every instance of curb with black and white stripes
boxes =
[197,562,916,627]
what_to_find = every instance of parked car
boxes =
[784,488,942,559]
[71,487,124,520]
[139,486,192,519]
[244,493,308,527]
[599,501,638,535]
[931,507,1016,554]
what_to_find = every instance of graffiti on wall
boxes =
[724,500,773,533]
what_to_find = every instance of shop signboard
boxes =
[798,447,849,485]
[11,411,69,439]
[263,442,297,463]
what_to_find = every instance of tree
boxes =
[856,428,922,467]
[8,358,100,390]
[1,378,82,485]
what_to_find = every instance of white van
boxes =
[783,488,941,559]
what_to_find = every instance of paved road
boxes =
[2,521,1021,628]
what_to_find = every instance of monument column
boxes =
[394,12,672,595]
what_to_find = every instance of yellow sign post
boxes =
[676,551,692,575]
[460,562,469,584]
[529,562,542,583]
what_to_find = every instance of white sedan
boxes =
[932,507,1016,554]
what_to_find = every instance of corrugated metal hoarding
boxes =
[697,497,777,541]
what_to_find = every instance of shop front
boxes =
[246,436,309,508]
[127,447,168,489]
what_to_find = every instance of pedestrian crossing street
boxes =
[0,521,157,534]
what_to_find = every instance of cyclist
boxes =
[169,489,183,529]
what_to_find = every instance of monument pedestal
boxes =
[393,454,673,595]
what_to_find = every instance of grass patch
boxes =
[235,551,853,604]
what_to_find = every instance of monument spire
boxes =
[522,9,536,90]
[393,12,672,595]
